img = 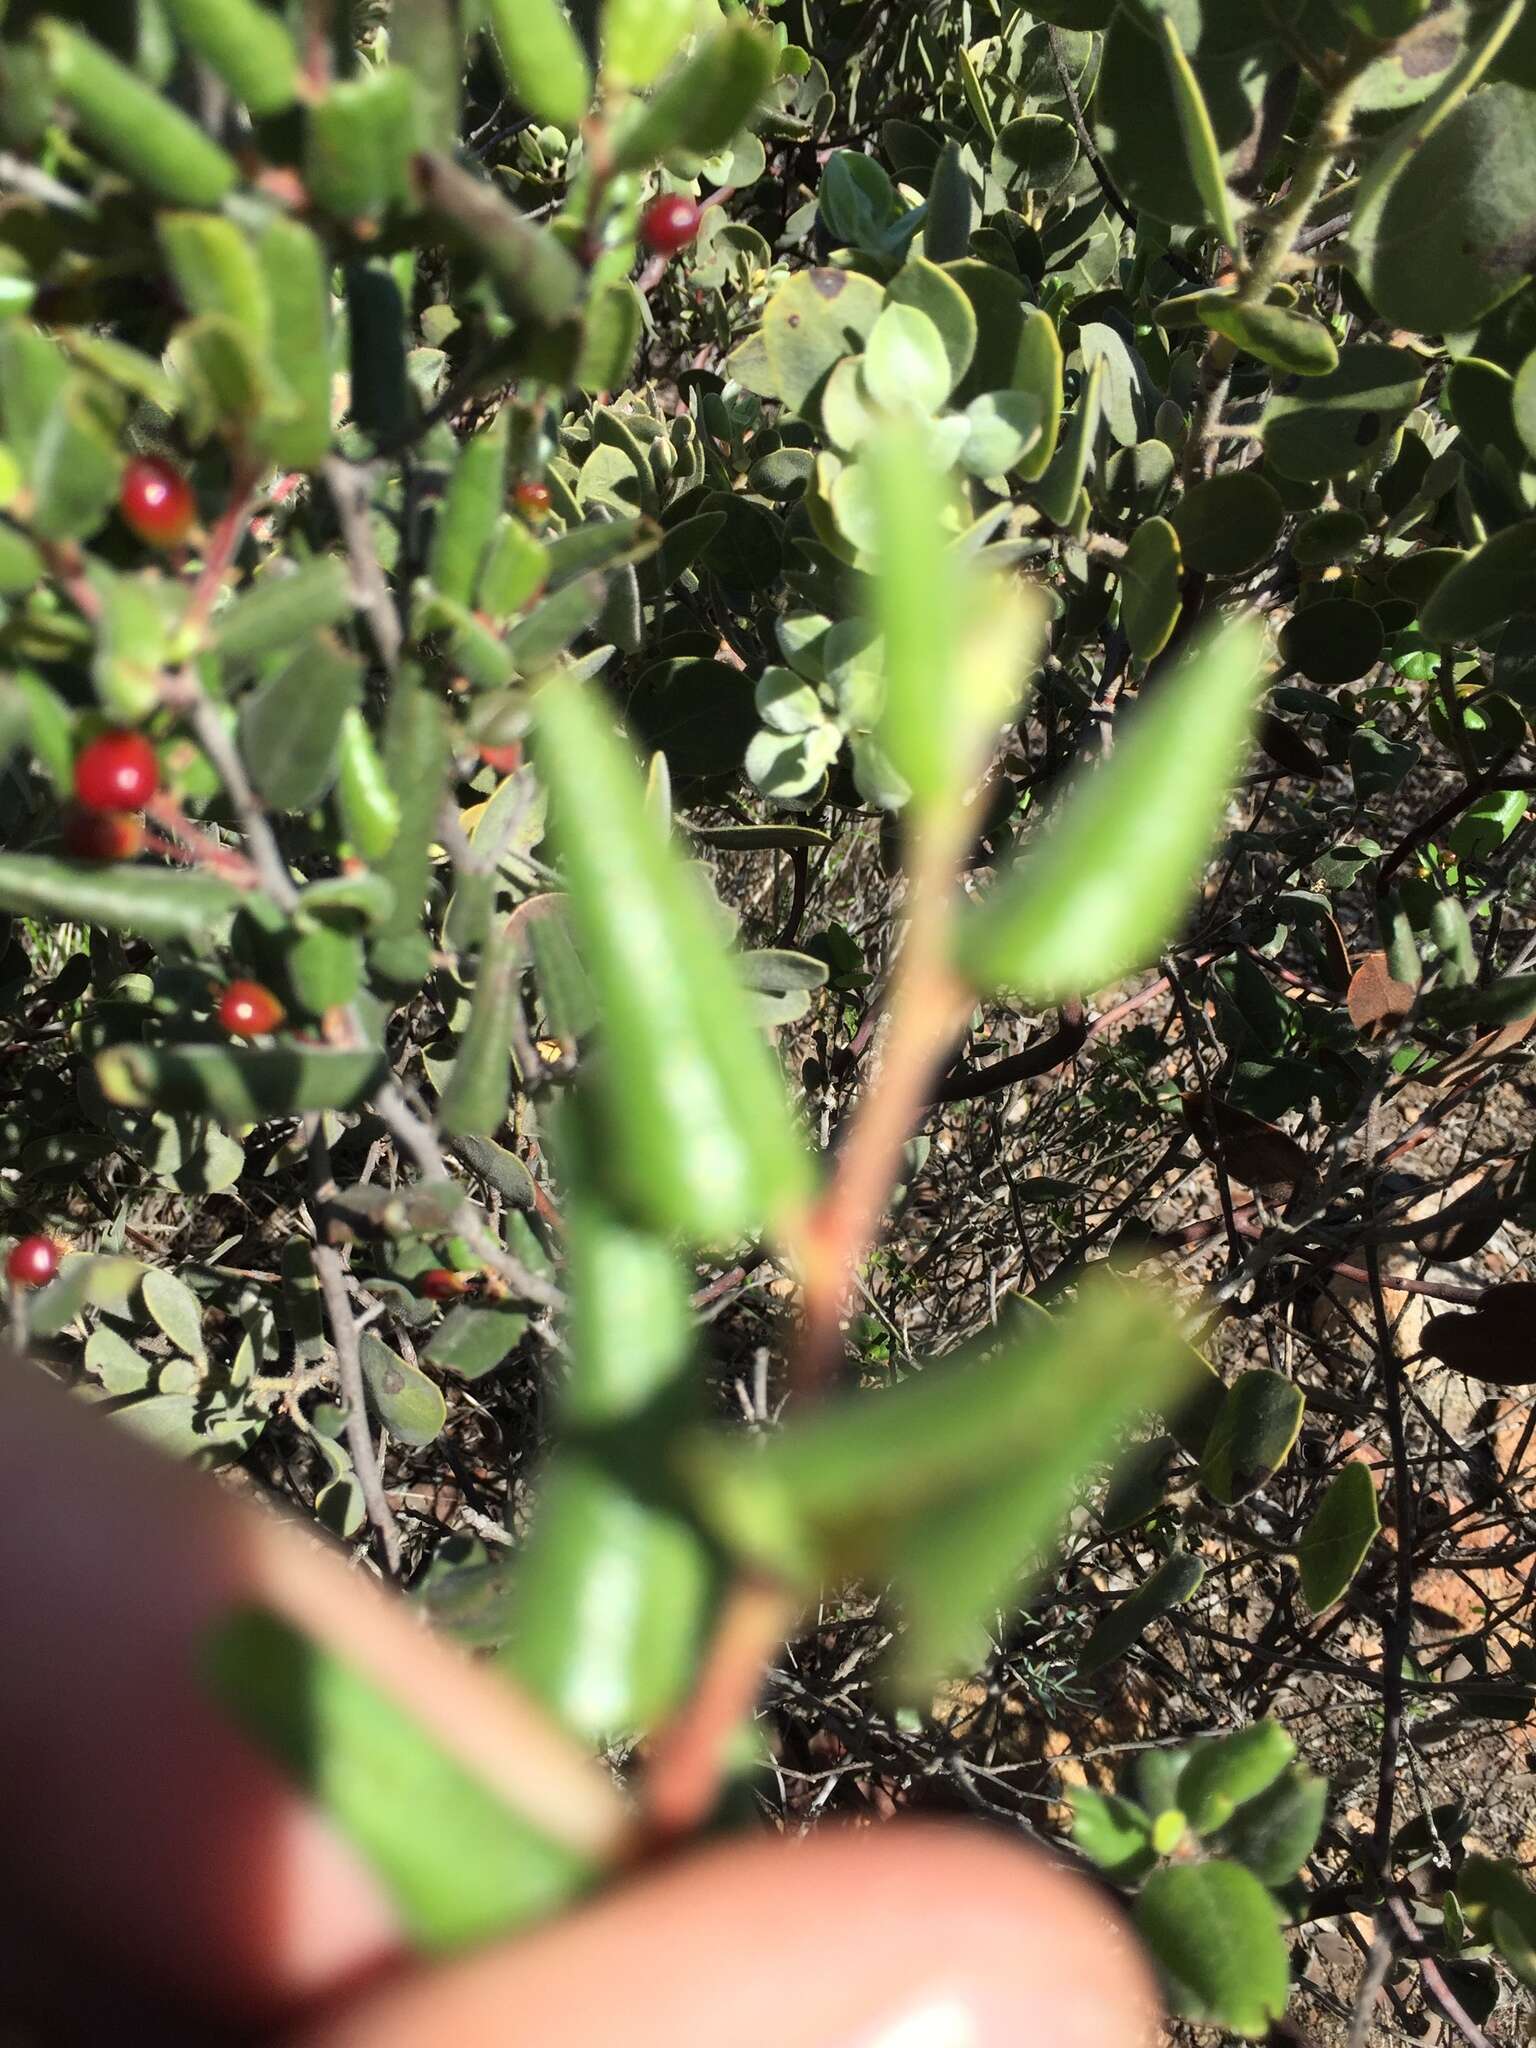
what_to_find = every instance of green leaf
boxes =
[922,138,973,264]
[1135,1861,1290,2038]
[214,556,354,674]
[1199,1368,1304,1505]
[239,634,362,811]
[307,67,417,223]
[727,266,883,418]
[1420,522,1536,645]
[1153,13,1240,249]
[159,0,299,114]
[501,1448,716,1742]
[601,0,693,88]
[1180,1722,1295,1835]
[0,854,237,942]
[1261,343,1422,482]
[1069,1786,1157,1881]
[1121,515,1183,662]
[1194,293,1338,377]
[533,675,811,1245]
[373,666,450,968]
[254,216,334,471]
[204,1606,593,1952]
[883,255,977,394]
[1014,307,1064,483]
[1078,1550,1205,1680]
[36,18,239,206]
[1214,1766,1328,1886]
[29,376,123,542]
[142,1266,207,1363]
[863,303,953,414]
[955,618,1265,1001]
[1349,5,1535,333]
[359,1333,447,1447]
[425,1301,530,1379]
[431,414,509,608]
[1035,354,1102,528]
[687,1271,1197,1691]
[1297,1461,1380,1611]
[438,923,518,1140]
[96,1043,383,1122]
[331,709,399,863]
[484,0,591,129]
[1172,470,1283,577]
[611,21,775,171]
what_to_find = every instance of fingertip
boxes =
[288,1820,1160,2048]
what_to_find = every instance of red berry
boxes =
[119,454,196,549]
[640,193,702,257]
[479,741,523,775]
[420,1267,471,1301]
[63,808,145,862]
[216,980,286,1036]
[7,1235,60,1288]
[73,730,159,813]
[514,480,551,520]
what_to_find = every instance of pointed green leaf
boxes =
[1035,353,1101,527]
[533,675,811,1244]
[214,556,353,674]
[431,413,509,608]
[1078,1550,1205,1680]
[1154,13,1241,248]
[438,923,518,1140]
[955,619,1265,1001]
[359,1334,447,1447]
[1194,293,1338,378]
[1297,1461,1380,1611]
[0,854,237,942]
[1199,1368,1304,1505]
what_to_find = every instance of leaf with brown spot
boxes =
[1421,1284,1536,1385]
[1347,950,1415,1032]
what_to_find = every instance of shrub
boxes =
[3,0,1536,2035]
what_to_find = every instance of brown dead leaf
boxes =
[1347,950,1416,1032]
[1181,1091,1314,1193]
[1421,1283,1536,1384]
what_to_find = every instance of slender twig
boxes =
[312,1239,402,1574]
